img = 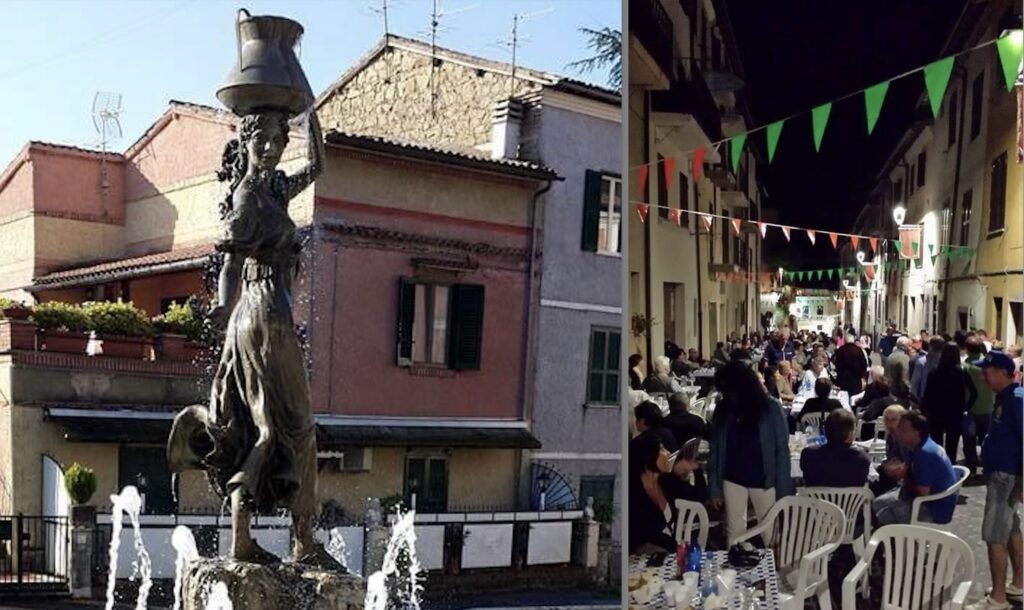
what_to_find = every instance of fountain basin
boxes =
[180,558,365,610]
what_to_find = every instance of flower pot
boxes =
[2,306,31,320]
[70,504,96,528]
[98,335,155,360]
[40,329,88,354]
[155,333,187,361]
[0,319,37,351]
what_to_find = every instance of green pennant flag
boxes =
[864,80,890,135]
[996,31,1024,92]
[828,269,835,280]
[812,102,832,152]
[928,244,935,255]
[730,134,747,173]
[931,254,939,266]
[911,242,919,255]
[766,120,784,164]
[923,56,955,118]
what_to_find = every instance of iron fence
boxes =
[0,514,70,590]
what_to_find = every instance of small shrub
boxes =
[64,463,97,505]
[380,493,405,515]
[593,498,615,524]
[83,301,153,338]
[154,300,207,343]
[30,301,90,332]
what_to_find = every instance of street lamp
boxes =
[892,205,907,226]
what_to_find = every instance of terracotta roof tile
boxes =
[31,243,215,289]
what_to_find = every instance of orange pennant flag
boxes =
[699,214,712,232]
[637,164,649,195]
[731,218,742,236]
[781,226,791,242]
[663,157,676,191]
[693,147,705,181]
[668,208,681,226]
[636,203,649,223]
[828,232,838,248]
[806,229,816,245]
[850,235,860,250]
[758,222,767,237]
[869,237,878,253]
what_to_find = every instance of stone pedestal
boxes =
[69,505,96,599]
[180,558,366,610]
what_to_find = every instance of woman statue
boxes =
[168,109,340,569]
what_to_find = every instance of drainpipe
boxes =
[942,68,969,328]
[694,176,703,356]
[643,95,654,371]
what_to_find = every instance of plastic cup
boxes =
[682,571,699,589]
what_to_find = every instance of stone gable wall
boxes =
[318,47,543,153]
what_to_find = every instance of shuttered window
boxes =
[587,327,621,405]
[581,170,622,254]
[396,279,484,370]
[989,152,1007,233]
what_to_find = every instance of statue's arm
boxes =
[209,252,242,327]
[285,112,324,202]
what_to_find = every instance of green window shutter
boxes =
[447,283,485,370]
[581,170,603,252]
[396,277,416,366]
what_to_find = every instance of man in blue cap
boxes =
[967,351,1023,610]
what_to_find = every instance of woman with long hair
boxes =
[707,361,794,545]
[923,342,977,461]
[627,433,676,553]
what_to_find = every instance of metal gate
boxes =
[0,514,70,590]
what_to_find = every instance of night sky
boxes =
[723,0,968,280]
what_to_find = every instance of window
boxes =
[958,189,972,246]
[989,153,1008,233]
[582,170,621,254]
[664,284,678,345]
[917,152,926,187]
[893,179,903,203]
[679,172,690,227]
[405,456,448,513]
[995,297,1004,340]
[657,154,668,220]
[947,94,958,148]
[1010,301,1024,345]
[941,200,952,246]
[971,72,984,141]
[397,280,484,370]
[587,327,620,405]
[579,476,615,511]
[118,446,175,515]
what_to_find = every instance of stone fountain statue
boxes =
[166,10,364,609]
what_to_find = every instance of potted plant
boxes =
[0,300,35,351]
[31,302,90,354]
[0,298,30,320]
[83,301,154,359]
[64,462,97,526]
[593,498,615,539]
[153,301,208,361]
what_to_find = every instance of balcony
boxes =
[720,189,749,210]
[719,106,746,138]
[705,162,736,190]
[650,63,723,143]
[631,0,674,85]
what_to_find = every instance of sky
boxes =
[726,0,971,279]
[0,0,619,165]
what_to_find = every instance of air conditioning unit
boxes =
[317,448,373,473]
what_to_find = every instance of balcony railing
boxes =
[650,63,723,142]
[631,0,674,80]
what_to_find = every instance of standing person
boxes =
[629,353,644,390]
[885,336,913,399]
[765,333,785,367]
[923,343,977,461]
[965,351,1023,610]
[833,333,869,394]
[911,336,945,407]
[963,338,994,480]
[707,362,794,545]
[879,326,898,359]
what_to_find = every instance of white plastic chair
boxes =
[910,465,969,530]
[673,498,709,549]
[800,487,874,599]
[873,418,887,441]
[690,397,709,420]
[842,524,974,610]
[733,496,846,610]
[798,410,826,430]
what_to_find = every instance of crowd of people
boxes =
[629,323,1023,610]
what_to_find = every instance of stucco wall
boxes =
[34,215,124,274]
[0,161,34,220]
[318,44,543,153]
[0,215,36,300]
[31,151,124,224]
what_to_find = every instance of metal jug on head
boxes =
[216,8,314,117]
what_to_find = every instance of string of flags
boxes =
[630,31,1023,192]
[780,245,978,284]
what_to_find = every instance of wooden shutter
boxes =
[581,170,603,252]
[447,283,485,370]
[396,278,416,366]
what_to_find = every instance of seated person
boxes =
[731,339,752,362]
[854,366,889,409]
[712,342,730,367]
[628,433,676,553]
[664,392,708,447]
[797,378,843,427]
[661,444,709,508]
[870,404,909,496]
[774,361,796,403]
[872,410,958,525]
[631,400,678,453]
[642,355,683,397]
[798,356,829,394]
[800,409,870,487]
[672,350,700,377]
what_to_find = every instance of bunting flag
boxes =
[864,266,875,282]
[812,102,832,152]
[758,222,768,238]
[923,56,955,119]
[731,218,742,236]
[766,120,784,164]
[928,244,935,255]
[868,237,878,253]
[806,229,816,245]
[781,226,791,241]
[864,80,890,135]
[828,232,838,248]
[637,203,649,223]
[663,157,676,191]
[815,270,823,281]
[911,241,919,255]
[699,213,713,232]
[730,134,747,173]
[637,164,649,196]
[850,235,860,250]
[996,30,1023,92]
[828,269,835,280]
[931,254,939,266]
[668,208,681,226]
[692,147,706,181]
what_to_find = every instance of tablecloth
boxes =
[629,550,782,609]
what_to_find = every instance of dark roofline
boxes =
[324,130,560,181]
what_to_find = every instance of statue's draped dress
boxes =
[170,174,316,517]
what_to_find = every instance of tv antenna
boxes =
[498,8,553,97]
[91,91,123,202]
[369,0,405,85]
[422,0,477,116]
